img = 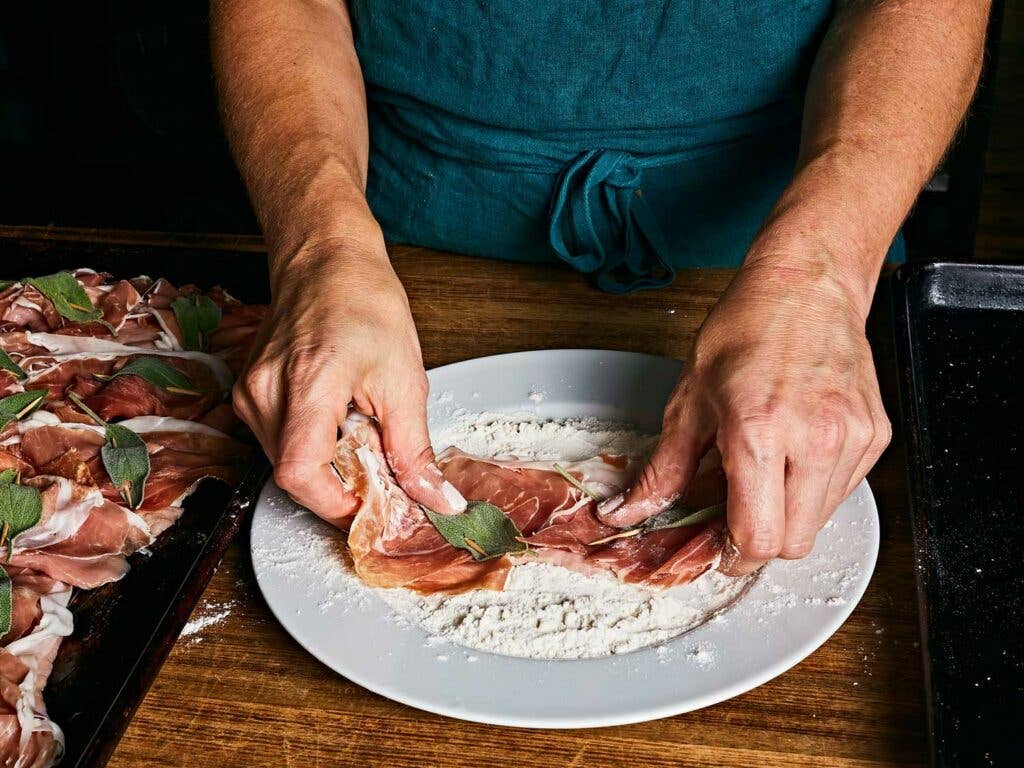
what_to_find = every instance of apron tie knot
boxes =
[548,149,675,294]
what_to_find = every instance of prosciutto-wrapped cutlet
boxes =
[331,414,726,594]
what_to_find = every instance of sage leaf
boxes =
[0,349,26,381]
[171,294,221,352]
[94,356,199,396]
[553,463,601,501]
[0,473,43,560]
[0,389,48,430]
[0,471,43,637]
[66,391,153,509]
[588,502,726,546]
[0,280,15,292]
[101,423,151,510]
[0,567,10,639]
[425,501,527,561]
[25,272,102,323]
[640,501,727,534]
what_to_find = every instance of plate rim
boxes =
[251,348,880,728]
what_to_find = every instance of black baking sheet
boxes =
[0,236,271,767]
[893,262,1024,767]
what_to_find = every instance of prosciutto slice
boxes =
[7,476,152,590]
[0,272,265,377]
[0,266,263,768]
[332,414,726,594]
[11,414,251,538]
[0,570,72,768]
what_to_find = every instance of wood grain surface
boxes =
[3,234,918,768]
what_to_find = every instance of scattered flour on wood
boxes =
[181,599,237,642]
[251,413,872,663]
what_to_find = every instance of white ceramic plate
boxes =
[251,350,879,728]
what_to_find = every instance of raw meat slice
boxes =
[13,415,251,538]
[334,414,509,593]
[8,476,152,589]
[0,265,265,768]
[0,575,72,768]
[330,415,726,594]
[0,272,266,378]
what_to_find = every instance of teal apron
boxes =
[351,1,903,293]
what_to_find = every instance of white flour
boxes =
[381,560,752,659]
[252,412,872,664]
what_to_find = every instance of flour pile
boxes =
[365,412,752,659]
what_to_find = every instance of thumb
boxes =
[597,406,709,528]
[379,390,467,515]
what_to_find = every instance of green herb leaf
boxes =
[640,501,727,533]
[171,294,222,352]
[0,280,16,292]
[0,474,43,560]
[425,501,528,561]
[0,389,48,430]
[0,567,10,639]
[0,470,40,635]
[101,423,151,509]
[94,356,199,396]
[553,463,601,501]
[588,502,726,547]
[66,391,153,510]
[25,272,102,323]
[0,349,26,381]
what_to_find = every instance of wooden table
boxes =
[5,227,927,767]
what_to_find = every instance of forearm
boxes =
[749,0,991,317]
[210,0,382,283]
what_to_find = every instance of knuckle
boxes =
[732,521,783,561]
[876,416,893,452]
[808,414,845,457]
[274,461,312,493]
[241,363,274,398]
[780,537,815,559]
[723,408,783,464]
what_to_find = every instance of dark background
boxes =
[0,2,1020,263]
[0,2,256,235]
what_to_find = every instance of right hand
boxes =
[233,233,466,522]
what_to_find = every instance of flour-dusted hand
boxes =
[233,234,465,524]
[598,256,891,574]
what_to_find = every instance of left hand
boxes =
[597,255,892,574]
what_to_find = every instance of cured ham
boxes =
[332,414,726,594]
[0,272,265,377]
[0,569,72,768]
[0,267,263,768]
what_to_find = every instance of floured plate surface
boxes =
[252,350,879,728]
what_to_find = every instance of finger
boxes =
[779,412,844,560]
[719,426,786,575]
[232,372,283,462]
[779,458,837,560]
[597,382,710,527]
[843,400,892,501]
[274,391,353,520]
[597,432,704,527]
[378,379,466,515]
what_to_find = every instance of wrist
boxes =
[269,210,387,287]
[744,152,893,321]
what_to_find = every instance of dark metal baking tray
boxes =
[0,236,271,767]
[893,262,1024,767]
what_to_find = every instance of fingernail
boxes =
[597,493,625,516]
[441,480,467,512]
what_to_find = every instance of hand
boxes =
[233,233,465,523]
[597,256,891,574]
